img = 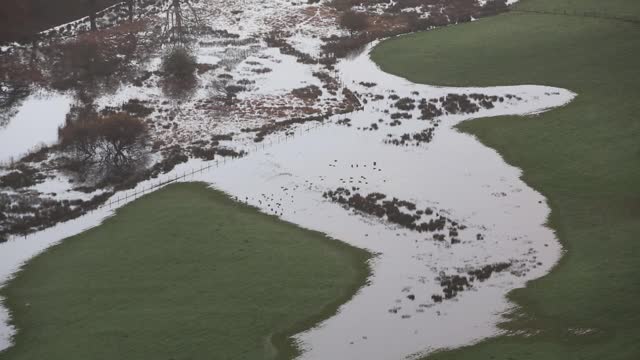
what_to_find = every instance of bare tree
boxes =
[165,0,201,43]
[59,112,149,178]
[58,103,101,163]
[98,113,148,168]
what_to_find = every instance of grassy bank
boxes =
[0,183,370,360]
[372,0,640,359]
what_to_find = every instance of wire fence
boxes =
[6,120,331,243]
[94,119,330,211]
[92,83,367,212]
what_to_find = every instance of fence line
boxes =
[94,119,330,211]
[10,106,355,242]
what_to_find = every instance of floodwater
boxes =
[195,44,574,359]
[0,91,71,164]
[0,0,576,358]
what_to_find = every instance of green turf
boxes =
[0,183,370,360]
[514,0,640,19]
[372,0,640,359]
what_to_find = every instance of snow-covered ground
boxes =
[0,0,574,358]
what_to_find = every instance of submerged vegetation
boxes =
[0,0,514,243]
[324,0,510,57]
[161,46,197,78]
[58,111,149,182]
[160,45,198,100]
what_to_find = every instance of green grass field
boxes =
[372,0,640,359]
[0,183,370,360]
[514,0,640,19]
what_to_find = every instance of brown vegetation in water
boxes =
[0,188,115,242]
[339,10,369,33]
[161,46,197,78]
[292,85,323,101]
[324,0,510,58]
[58,111,149,182]
[323,188,467,243]
[49,20,150,91]
[0,165,45,189]
[434,262,512,302]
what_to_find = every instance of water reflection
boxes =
[0,91,71,164]
[0,19,164,163]
[0,83,30,130]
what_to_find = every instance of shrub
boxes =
[339,10,369,33]
[394,97,416,111]
[121,99,154,117]
[225,85,246,96]
[161,46,197,78]
[322,32,375,58]
[329,0,357,11]
[59,112,149,181]
[0,166,41,189]
[292,85,323,100]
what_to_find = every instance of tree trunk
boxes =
[30,39,38,64]
[128,0,134,22]
[173,0,182,41]
[88,0,98,32]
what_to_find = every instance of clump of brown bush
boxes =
[323,0,511,59]
[394,97,416,111]
[58,112,149,182]
[328,0,360,11]
[160,46,198,100]
[161,46,197,78]
[0,165,44,189]
[49,21,144,90]
[292,85,323,100]
[322,32,378,58]
[339,10,369,33]
[121,99,154,117]
[265,32,319,65]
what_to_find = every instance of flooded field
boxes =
[0,0,576,358]
[196,48,573,359]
